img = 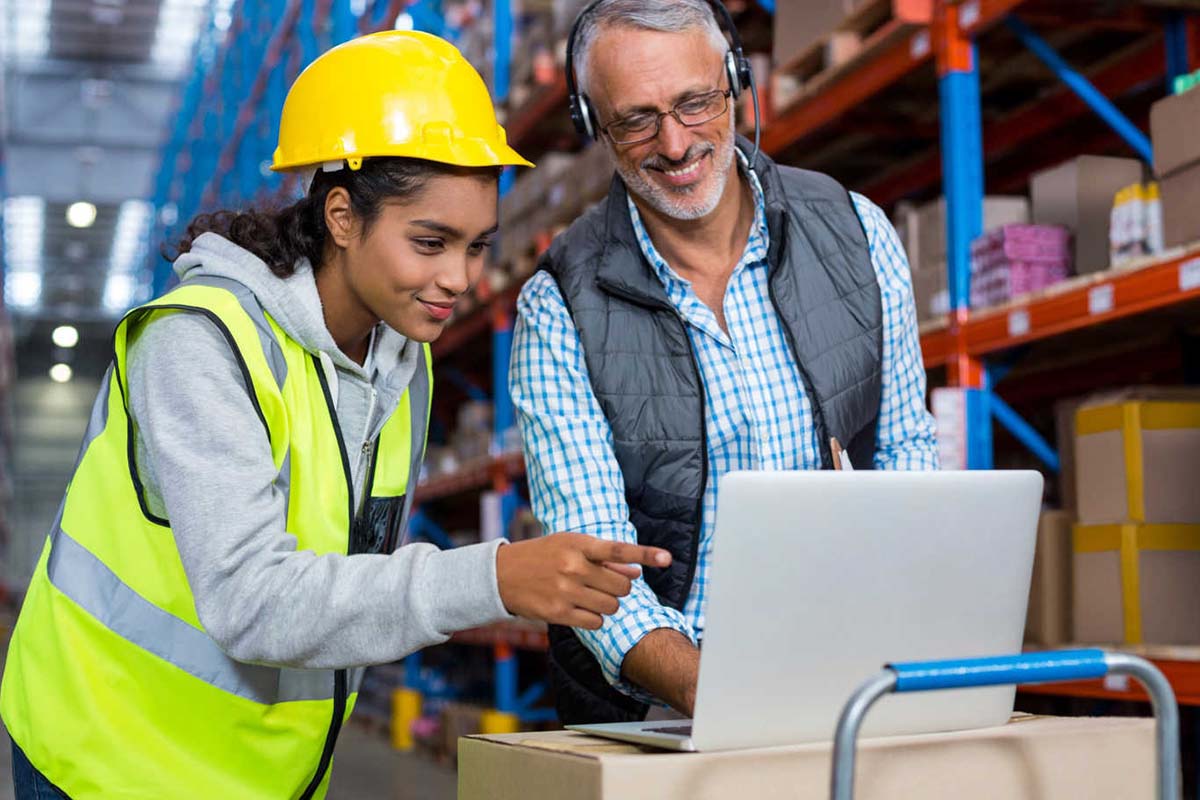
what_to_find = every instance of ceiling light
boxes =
[49,363,73,384]
[103,273,139,314]
[66,201,98,229]
[5,273,42,310]
[52,325,79,349]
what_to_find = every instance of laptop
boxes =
[568,469,1044,751]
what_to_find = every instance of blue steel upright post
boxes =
[935,1,991,469]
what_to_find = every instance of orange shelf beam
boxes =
[918,249,1200,367]
[963,251,1200,356]
[763,21,934,156]
[1019,655,1200,707]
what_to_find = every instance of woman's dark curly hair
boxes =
[172,157,501,277]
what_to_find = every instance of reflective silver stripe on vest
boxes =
[348,666,366,696]
[398,347,430,541]
[70,364,112,475]
[184,275,288,388]
[43,300,334,704]
[46,522,335,704]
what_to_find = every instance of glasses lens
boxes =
[676,92,726,125]
[610,118,656,144]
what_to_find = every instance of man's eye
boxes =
[617,115,654,132]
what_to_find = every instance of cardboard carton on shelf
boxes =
[912,195,1030,273]
[1074,521,1200,645]
[460,716,1154,800]
[909,262,947,322]
[1158,164,1200,249]
[1030,155,1144,275]
[772,0,861,74]
[1024,510,1074,647]
[1073,389,1200,525]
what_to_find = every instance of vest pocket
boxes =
[351,495,406,555]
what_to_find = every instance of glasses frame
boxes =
[599,88,733,146]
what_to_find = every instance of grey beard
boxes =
[614,117,738,222]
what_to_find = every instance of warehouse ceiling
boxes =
[3,0,234,378]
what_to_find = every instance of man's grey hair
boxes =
[572,0,730,98]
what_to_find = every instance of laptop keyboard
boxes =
[645,724,693,736]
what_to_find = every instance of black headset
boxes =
[565,0,761,166]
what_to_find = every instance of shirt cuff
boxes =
[572,589,697,700]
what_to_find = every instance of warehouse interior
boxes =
[2,0,1200,798]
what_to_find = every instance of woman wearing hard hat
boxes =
[1,31,669,799]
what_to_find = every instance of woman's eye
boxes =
[468,241,493,255]
[414,238,444,251]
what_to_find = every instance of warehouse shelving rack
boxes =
[148,0,1200,749]
[402,0,1200,719]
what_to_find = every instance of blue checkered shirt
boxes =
[510,160,939,700]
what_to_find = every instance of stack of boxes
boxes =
[1026,389,1200,649]
[896,195,1030,321]
[1150,81,1200,248]
[969,224,1071,309]
[1071,390,1200,646]
[1029,155,1144,276]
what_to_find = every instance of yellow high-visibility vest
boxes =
[1,276,431,799]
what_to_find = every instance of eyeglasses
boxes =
[600,89,732,145]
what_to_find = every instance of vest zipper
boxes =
[300,354,357,800]
[594,283,706,612]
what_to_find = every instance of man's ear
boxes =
[324,187,358,249]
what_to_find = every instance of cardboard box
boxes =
[459,716,1154,800]
[1024,510,1074,646]
[1159,161,1200,248]
[909,263,947,322]
[1030,155,1144,275]
[1073,522,1200,644]
[1150,85,1200,178]
[772,0,856,71]
[1054,396,1088,512]
[915,196,1030,272]
[1074,395,1200,525]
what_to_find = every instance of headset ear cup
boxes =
[580,94,599,140]
[737,57,754,98]
[725,51,742,99]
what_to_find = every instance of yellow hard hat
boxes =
[271,30,533,172]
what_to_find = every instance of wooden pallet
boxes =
[771,0,930,117]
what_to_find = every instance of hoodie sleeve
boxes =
[126,310,514,669]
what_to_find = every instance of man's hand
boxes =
[495,533,671,630]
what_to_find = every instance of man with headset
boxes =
[510,0,939,724]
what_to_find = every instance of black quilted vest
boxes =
[537,144,883,723]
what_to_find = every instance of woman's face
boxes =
[334,173,499,343]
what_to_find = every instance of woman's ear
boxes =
[324,187,358,249]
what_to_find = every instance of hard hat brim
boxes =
[271,139,534,173]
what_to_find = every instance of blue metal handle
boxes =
[888,648,1108,692]
[832,651,1181,800]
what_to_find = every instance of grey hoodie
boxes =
[125,232,512,669]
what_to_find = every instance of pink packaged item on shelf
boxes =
[970,224,1072,265]
[970,224,1075,309]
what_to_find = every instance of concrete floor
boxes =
[0,622,456,800]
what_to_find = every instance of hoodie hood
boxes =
[173,232,420,397]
